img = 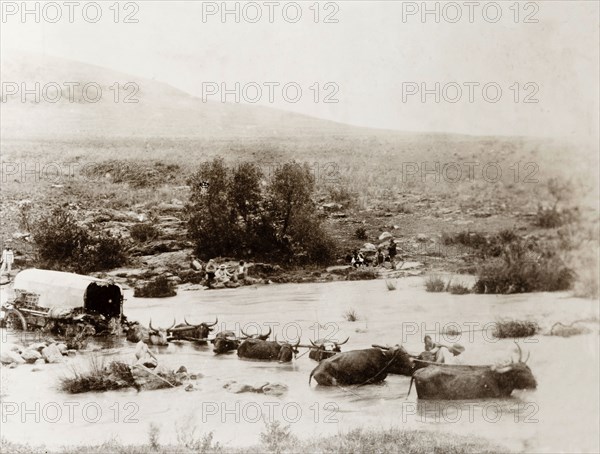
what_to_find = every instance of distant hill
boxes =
[0,53,370,140]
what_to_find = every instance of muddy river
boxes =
[1,277,598,452]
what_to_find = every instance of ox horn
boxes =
[334,337,349,347]
[241,327,250,338]
[184,317,194,326]
[524,351,531,363]
[310,339,319,347]
[149,319,156,332]
[167,318,176,330]
[514,340,523,362]
[294,339,300,348]
[264,326,272,338]
[207,317,218,328]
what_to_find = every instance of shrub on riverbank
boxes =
[424,275,446,292]
[493,320,539,338]
[33,207,128,273]
[60,357,135,394]
[134,276,177,298]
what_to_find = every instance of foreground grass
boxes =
[1,426,507,454]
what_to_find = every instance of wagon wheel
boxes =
[4,308,27,331]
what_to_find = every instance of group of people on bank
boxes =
[350,238,399,268]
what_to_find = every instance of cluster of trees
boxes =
[186,159,335,265]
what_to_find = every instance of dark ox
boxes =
[125,319,175,346]
[213,327,271,354]
[212,331,240,354]
[372,344,419,376]
[308,337,349,362]
[167,317,218,342]
[309,346,413,386]
[412,343,537,400]
[237,336,300,363]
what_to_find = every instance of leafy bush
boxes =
[424,275,446,292]
[493,320,539,338]
[84,160,183,188]
[33,207,128,273]
[134,276,177,298]
[442,231,487,248]
[355,227,368,240]
[474,240,574,294]
[130,223,160,243]
[448,283,471,295]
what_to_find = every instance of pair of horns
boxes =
[184,317,218,327]
[241,326,272,338]
[149,318,176,332]
[275,335,300,348]
[310,337,349,347]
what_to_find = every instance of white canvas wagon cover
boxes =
[12,269,122,317]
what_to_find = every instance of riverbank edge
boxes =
[0,426,508,454]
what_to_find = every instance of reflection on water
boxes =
[1,277,599,453]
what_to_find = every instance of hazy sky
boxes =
[2,1,599,141]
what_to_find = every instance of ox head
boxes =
[309,337,349,360]
[276,336,300,362]
[213,331,239,354]
[241,326,272,341]
[380,344,414,375]
[491,342,537,391]
[148,319,175,346]
[172,317,218,340]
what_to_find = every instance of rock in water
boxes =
[41,344,63,363]
[131,365,181,391]
[20,349,42,364]
[262,383,288,397]
[1,351,25,365]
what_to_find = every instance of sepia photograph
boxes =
[0,1,598,453]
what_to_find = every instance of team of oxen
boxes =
[124,318,537,400]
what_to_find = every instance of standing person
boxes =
[388,238,397,268]
[376,248,385,267]
[0,247,14,277]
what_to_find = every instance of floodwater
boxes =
[1,277,599,453]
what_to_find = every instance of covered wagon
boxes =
[1,269,124,334]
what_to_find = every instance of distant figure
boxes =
[388,239,397,268]
[0,247,14,277]
[376,248,385,267]
[236,261,247,282]
[135,340,158,368]
[351,250,365,268]
[205,259,217,284]
[215,264,231,282]
[433,343,466,365]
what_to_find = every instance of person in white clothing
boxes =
[0,247,14,277]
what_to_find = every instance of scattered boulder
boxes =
[29,342,47,352]
[2,343,21,353]
[379,232,392,241]
[416,234,428,242]
[361,243,377,252]
[223,380,288,396]
[41,344,63,363]
[1,350,25,365]
[57,343,68,355]
[34,358,46,366]
[67,350,77,358]
[20,349,42,364]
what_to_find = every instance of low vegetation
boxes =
[424,275,446,292]
[493,320,539,339]
[448,282,471,295]
[130,223,160,243]
[32,206,128,274]
[344,308,359,322]
[60,357,135,394]
[0,424,506,454]
[549,320,590,337]
[134,276,177,298]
